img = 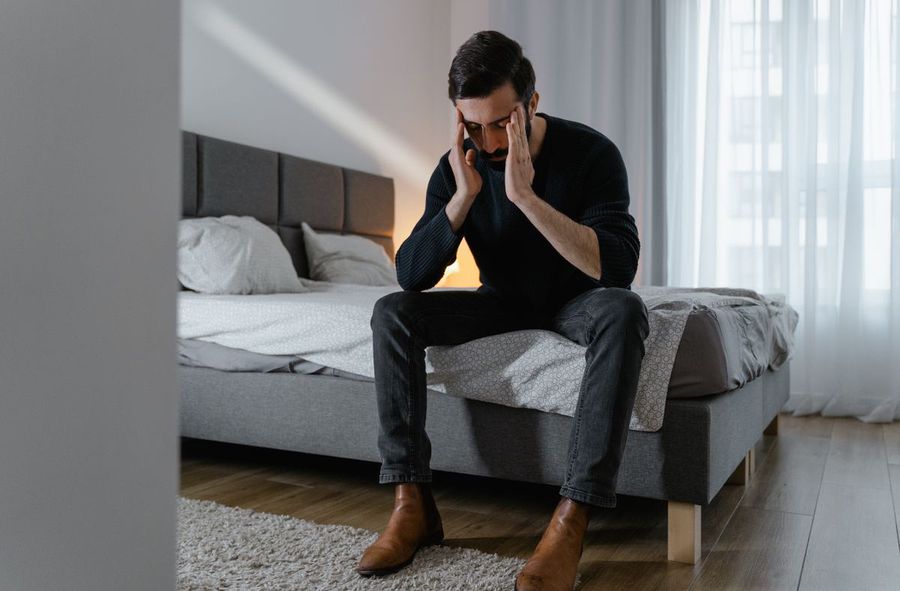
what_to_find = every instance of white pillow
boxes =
[178,215,305,294]
[301,222,399,287]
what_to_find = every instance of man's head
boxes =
[448,31,539,170]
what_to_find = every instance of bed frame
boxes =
[178,130,788,564]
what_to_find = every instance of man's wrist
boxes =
[445,191,475,234]
[511,189,538,209]
[449,191,479,213]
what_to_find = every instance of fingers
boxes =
[454,112,464,160]
[508,105,528,160]
[465,148,476,167]
[507,110,517,159]
[516,105,526,152]
[508,107,523,160]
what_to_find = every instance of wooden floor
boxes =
[180,415,900,590]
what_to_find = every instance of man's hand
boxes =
[444,109,483,233]
[505,104,536,204]
[449,108,483,199]
[507,104,603,280]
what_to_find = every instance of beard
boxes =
[481,112,532,172]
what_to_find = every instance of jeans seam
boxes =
[583,310,595,345]
[406,327,417,477]
[560,485,615,499]
[560,485,617,507]
[565,311,599,486]
[565,368,590,484]
[379,473,433,483]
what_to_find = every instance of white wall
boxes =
[0,1,180,589]
[181,0,452,259]
[181,1,660,287]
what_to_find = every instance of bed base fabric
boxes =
[179,362,787,505]
[179,361,789,562]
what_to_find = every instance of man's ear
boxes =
[529,91,540,118]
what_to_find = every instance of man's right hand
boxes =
[448,108,483,200]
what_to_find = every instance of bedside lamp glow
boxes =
[437,260,460,287]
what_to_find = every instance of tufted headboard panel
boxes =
[181,131,395,278]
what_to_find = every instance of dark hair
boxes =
[448,31,535,106]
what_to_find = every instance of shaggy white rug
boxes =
[176,496,529,590]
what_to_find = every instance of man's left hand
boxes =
[505,104,535,204]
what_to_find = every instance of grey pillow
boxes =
[301,222,399,286]
[178,216,306,294]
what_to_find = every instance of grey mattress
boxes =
[178,300,770,399]
[667,303,773,398]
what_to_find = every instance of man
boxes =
[357,30,650,591]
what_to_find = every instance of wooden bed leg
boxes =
[764,414,780,436]
[726,448,755,485]
[667,501,701,564]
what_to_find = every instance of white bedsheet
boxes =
[177,279,797,432]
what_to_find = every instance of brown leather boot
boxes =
[356,483,444,577]
[514,497,590,591]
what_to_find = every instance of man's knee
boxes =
[585,288,649,334]
[371,290,426,330]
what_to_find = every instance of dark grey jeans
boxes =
[369,286,650,508]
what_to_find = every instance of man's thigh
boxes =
[372,289,540,347]
[548,287,647,346]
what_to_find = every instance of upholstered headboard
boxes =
[181,131,395,278]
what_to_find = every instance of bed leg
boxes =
[667,501,701,564]
[726,448,755,485]
[764,414,779,436]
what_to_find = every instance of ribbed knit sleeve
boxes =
[577,141,640,288]
[394,158,464,291]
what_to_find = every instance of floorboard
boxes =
[883,422,900,465]
[691,506,811,590]
[179,414,900,590]
[739,435,828,515]
[799,483,900,590]
[821,419,889,490]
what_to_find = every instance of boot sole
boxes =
[356,529,445,578]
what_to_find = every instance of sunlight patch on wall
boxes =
[188,0,432,190]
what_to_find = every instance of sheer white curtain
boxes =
[666,0,900,420]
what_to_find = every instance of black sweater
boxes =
[395,112,640,316]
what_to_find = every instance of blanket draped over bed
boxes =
[177,282,797,432]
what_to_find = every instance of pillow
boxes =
[301,222,399,286]
[178,215,305,294]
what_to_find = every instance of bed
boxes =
[177,130,797,564]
